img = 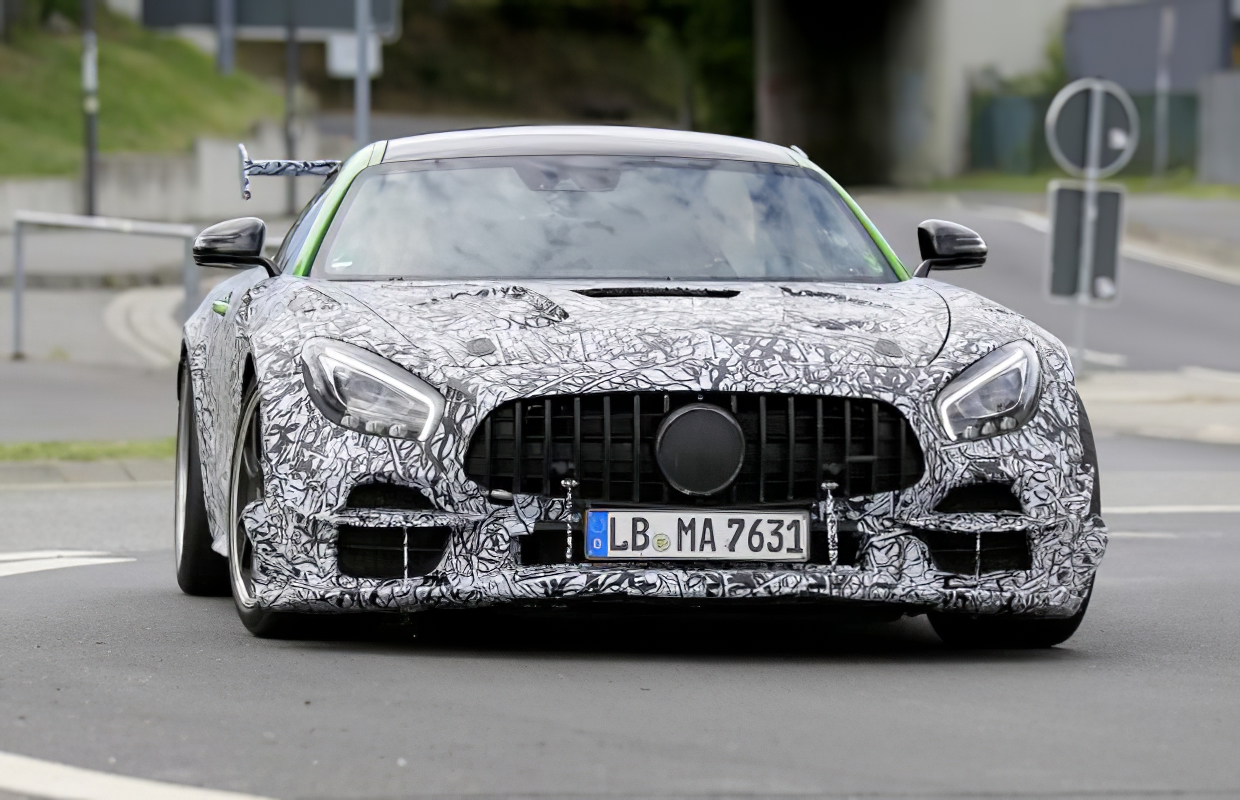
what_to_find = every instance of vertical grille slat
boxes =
[543,401,553,496]
[898,413,907,489]
[871,400,880,495]
[513,400,524,494]
[786,396,795,501]
[815,398,823,492]
[631,394,641,503]
[843,400,853,497]
[572,397,581,485]
[483,415,492,487]
[730,394,740,505]
[661,393,670,504]
[603,395,612,501]
[758,395,767,504]
[466,392,922,505]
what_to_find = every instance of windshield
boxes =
[314,156,897,283]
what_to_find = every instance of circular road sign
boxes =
[1045,78,1139,179]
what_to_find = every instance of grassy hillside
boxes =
[0,11,280,177]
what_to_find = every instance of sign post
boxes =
[1045,78,1138,370]
[81,0,98,216]
[355,0,371,147]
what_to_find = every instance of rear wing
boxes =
[238,144,341,201]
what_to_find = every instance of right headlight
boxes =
[935,340,1041,441]
[301,338,445,442]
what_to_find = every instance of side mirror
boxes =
[914,219,987,278]
[193,217,277,276]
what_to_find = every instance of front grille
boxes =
[336,525,450,579]
[465,392,923,505]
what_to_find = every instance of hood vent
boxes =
[573,287,740,299]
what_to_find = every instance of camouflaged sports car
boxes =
[175,126,1106,646]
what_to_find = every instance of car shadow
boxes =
[274,605,1086,664]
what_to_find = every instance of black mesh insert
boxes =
[337,525,450,579]
[520,523,585,566]
[807,526,862,566]
[935,482,1022,513]
[914,530,1032,575]
[345,482,435,511]
[465,392,923,506]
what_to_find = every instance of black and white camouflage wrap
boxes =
[183,273,1106,620]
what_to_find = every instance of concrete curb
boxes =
[1078,368,1240,445]
[0,458,173,488]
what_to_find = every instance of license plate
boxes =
[584,509,810,561]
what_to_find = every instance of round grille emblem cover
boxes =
[655,403,746,496]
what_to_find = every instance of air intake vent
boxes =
[935,482,1022,513]
[345,482,435,511]
[914,530,1032,575]
[336,525,450,579]
[573,287,740,299]
[519,523,585,566]
[465,392,923,506]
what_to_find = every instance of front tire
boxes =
[929,581,1094,649]
[175,361,229,596]
[229,380,301,637]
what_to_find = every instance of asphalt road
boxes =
[859,194,1240,372]
[1,432,1239,800]
[2,192,1239,799]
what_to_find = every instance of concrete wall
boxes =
[0,121,351,232]
[1199,70,1240,183]
[892,0,1084,183]
[103,0,141,21]
[757,0,1118,184]
[755,0,910,185]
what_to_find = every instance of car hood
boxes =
[312,280,950,371]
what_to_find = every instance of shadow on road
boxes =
[262,604,1083,664]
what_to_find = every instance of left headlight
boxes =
[935,340,1041,442]
[301,338,445,441]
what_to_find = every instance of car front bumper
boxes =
[242,497,1106,619]
[228,315,1106,621]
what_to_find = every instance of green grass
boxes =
[0,12,280,177]
[928,169,1240,200]
[0,438,176,461]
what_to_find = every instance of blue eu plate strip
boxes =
[586,512,609,558]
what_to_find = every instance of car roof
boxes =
[380,125,801,165]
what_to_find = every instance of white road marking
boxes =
[0,749,277,800]
[1182,365,1240,384]
[1122,241,1240,287]
[0,550,110,562]
[1081,349,1128,367]
[0,480,172,492]
[1107,504,1240,515]
[0,556,134,578]
[0,550,134,578]
[969,203,1240,287]
[970,203,1051,233]
[1109,531,1179,539]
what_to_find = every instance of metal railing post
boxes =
[9,211,200,358]
[12,220,24,360]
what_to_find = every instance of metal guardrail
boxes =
[10,210,199,361]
